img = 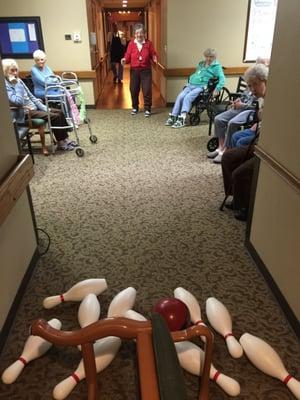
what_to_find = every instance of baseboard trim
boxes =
[0,247,40,354]
[86,104,96,109]
[245,239,300,338]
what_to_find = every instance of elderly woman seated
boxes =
[3,58,76,151]
[31,49,56,99]
[221,63,268,221]
[165,48,225,129]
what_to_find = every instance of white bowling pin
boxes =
[53,336,121,400]
[206,297,243,358]
[174,287,207,341]
[240,333,300,400]
[123,309,147,321]
[107,287,137,318]
[175,341,240,397]
[78,294,101,328]
[2,318,62,384]
[43,278,107,309]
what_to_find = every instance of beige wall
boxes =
[250,0,300,319]
[0,0,95,104]
[0,64,37,329]
[166,0,249,101]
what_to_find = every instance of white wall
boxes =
[0,63,37,329]
[166,0,249,101]
[250,0,300,319]
[0,0,95,104]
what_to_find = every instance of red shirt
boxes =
[124,39,157,69]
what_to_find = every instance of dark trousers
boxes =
[130,68,152,111]
[221,147,255,211]
[28,109,68,141]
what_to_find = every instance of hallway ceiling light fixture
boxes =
[122,4,127,7]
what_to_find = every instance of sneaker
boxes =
[57,143,74,151]
[207,149,219,159]
[172,117,185,129]
[131,109,138,115]
[144,110,151,117]
[213,153,223,163]
[165,114,176,126]
[66,140,79,148]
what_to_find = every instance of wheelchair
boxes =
[206,100,259,152]
[188,77,219,126]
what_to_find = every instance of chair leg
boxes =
[39,127,49,155]
[26,132,35,164]
[219,195,229,211]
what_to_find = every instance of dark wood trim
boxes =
[0,247,40,354]
[0,155,34,227]
[19,70,96,80]
[245,155,260,239]
[156,64,249,78]
[255,145,300,193]
[245,239,300,338]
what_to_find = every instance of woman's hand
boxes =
[153,55,158,64]
[121,58,126,66]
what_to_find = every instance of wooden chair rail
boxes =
[155,63,248,77]
[19,70,96,80]
[0,155,34,226]
[31,317,214,400]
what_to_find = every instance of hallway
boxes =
[97,65,165,109]
[0,109,298,400]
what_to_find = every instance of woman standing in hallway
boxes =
[121,23,157,117]
[107,23,126,84]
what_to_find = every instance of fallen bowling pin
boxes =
[53,336,121,400]
[107,287,137,318]
[206,297,243,358]
[43,278,107,309]
[123,309,147,321]
[175,340,240,397]
[240,333,300,400]
[2,318,62,384]
[78,293,101,328]
[174,287,207,341]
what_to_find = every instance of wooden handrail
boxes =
[255,145,300,193]
[0,155,34,226]
[19,70,96,80]
[31,317,214,400]
[155,64,248,77]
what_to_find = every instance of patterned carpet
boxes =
[0,109,299,400]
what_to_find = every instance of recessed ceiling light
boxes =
[122,4,127,7]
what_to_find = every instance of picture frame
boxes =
[0,16,44,59]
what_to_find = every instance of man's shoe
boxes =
[213,153,223,164]
[165,114,176,126]
[225,200,234,210]
[131,109,138,115]
[207,150,219,159]
[234,208,248,221]
[144,110,151,117]
[172,117,185,128]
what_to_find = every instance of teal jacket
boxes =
[189,60,225,92]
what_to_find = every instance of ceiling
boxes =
[101,0,149,9]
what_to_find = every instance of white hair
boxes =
[244,64,269,83]
[2,58,18,77]
[133,23,144,33]
[33,49,46,61]
[203,48,217,59]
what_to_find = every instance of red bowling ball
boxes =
[153,297,191,331]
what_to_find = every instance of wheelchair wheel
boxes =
[207,137,219,152]
[189,114,201,126]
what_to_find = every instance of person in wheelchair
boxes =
[165,48,225,129]
[207,89,257,163]
[221,63,268,221]
[3,58,76,151]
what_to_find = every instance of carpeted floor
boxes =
[0,109,299,399]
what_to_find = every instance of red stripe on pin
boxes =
[60,294,65,303]
[195,320,204,325]
[71,373,80,383]
[19,357,27,365]
[224,333,234,339]
[213,371,221,381]
[283,374,293,385]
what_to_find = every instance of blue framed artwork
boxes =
[0,16,44,59]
